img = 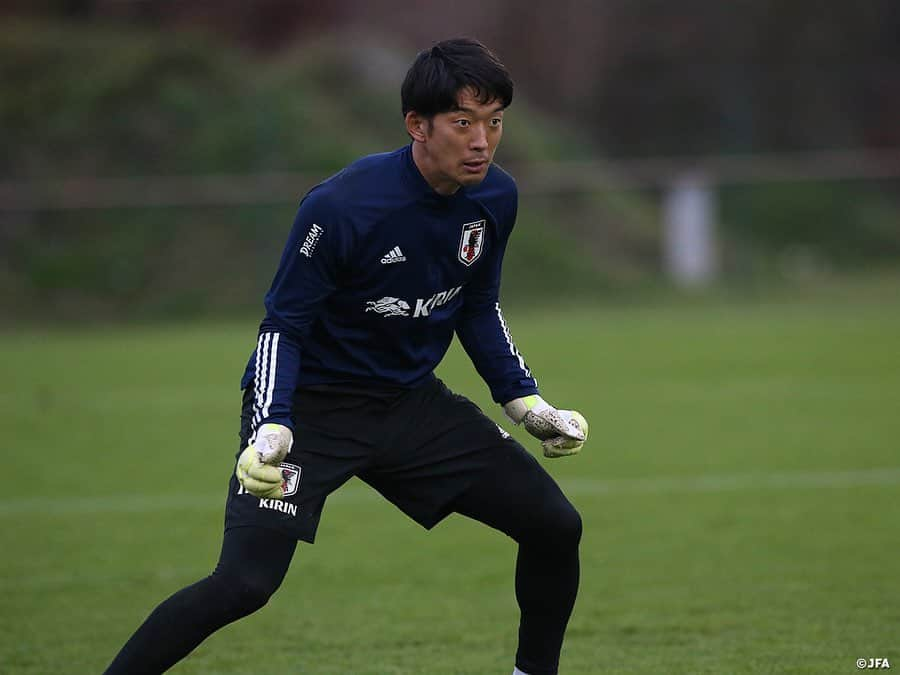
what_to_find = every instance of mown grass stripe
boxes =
[2,467,898,516]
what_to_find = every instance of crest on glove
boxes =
[458,220,486,266]
[279,462,302,497]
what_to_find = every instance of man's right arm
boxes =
[248,189,348,435]
[237,189,349,499]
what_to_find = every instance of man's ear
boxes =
[405,112,430,143]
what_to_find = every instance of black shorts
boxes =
[224,375,524,543]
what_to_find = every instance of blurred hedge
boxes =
[1,20,631,320]
[1,20,898,323]
[1,20,597,178]
[720,181,900,270]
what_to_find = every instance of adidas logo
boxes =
[380,246,407,264]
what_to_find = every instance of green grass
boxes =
[2,290,899,674]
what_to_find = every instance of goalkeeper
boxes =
[105,38,587,675]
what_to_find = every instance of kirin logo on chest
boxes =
[365,286,462,319]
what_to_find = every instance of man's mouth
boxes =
[463,159,488,172]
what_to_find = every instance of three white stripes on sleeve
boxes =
[251,332,280,438]
[494,302,535,384]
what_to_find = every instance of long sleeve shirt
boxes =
[240,144,538,431]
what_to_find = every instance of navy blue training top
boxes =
[241,144,539,431]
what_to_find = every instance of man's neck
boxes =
[411,142,459,196]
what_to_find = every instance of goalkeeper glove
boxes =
[503,395,588,458]
[235,423,293,499]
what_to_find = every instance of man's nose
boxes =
[470,124,488,150]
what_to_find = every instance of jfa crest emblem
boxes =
[279,462,302,497]
[458,219,486,266]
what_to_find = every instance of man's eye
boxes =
[490,118,502,127]
[456,119,470,127]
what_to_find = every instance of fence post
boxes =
[663,172,718,287]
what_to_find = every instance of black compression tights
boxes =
[448,448,582,675]
[104,452,580,675]
[103,527,297,675]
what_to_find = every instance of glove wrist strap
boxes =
[503,394,547,424]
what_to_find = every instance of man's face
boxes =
[410,88,505,194]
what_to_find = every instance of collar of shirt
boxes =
[402,143,467,208]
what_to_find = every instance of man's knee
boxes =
[214,568,283,616]
[211,526,296,617]
[550,500,582,549]
[520,497,582,550]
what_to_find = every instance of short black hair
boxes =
[401,38,514,118]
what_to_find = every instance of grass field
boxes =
[2,287,899,674]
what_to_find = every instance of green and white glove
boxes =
[503,395,588,458]
[235,423,294,499]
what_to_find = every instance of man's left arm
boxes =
[455,213,588,458]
